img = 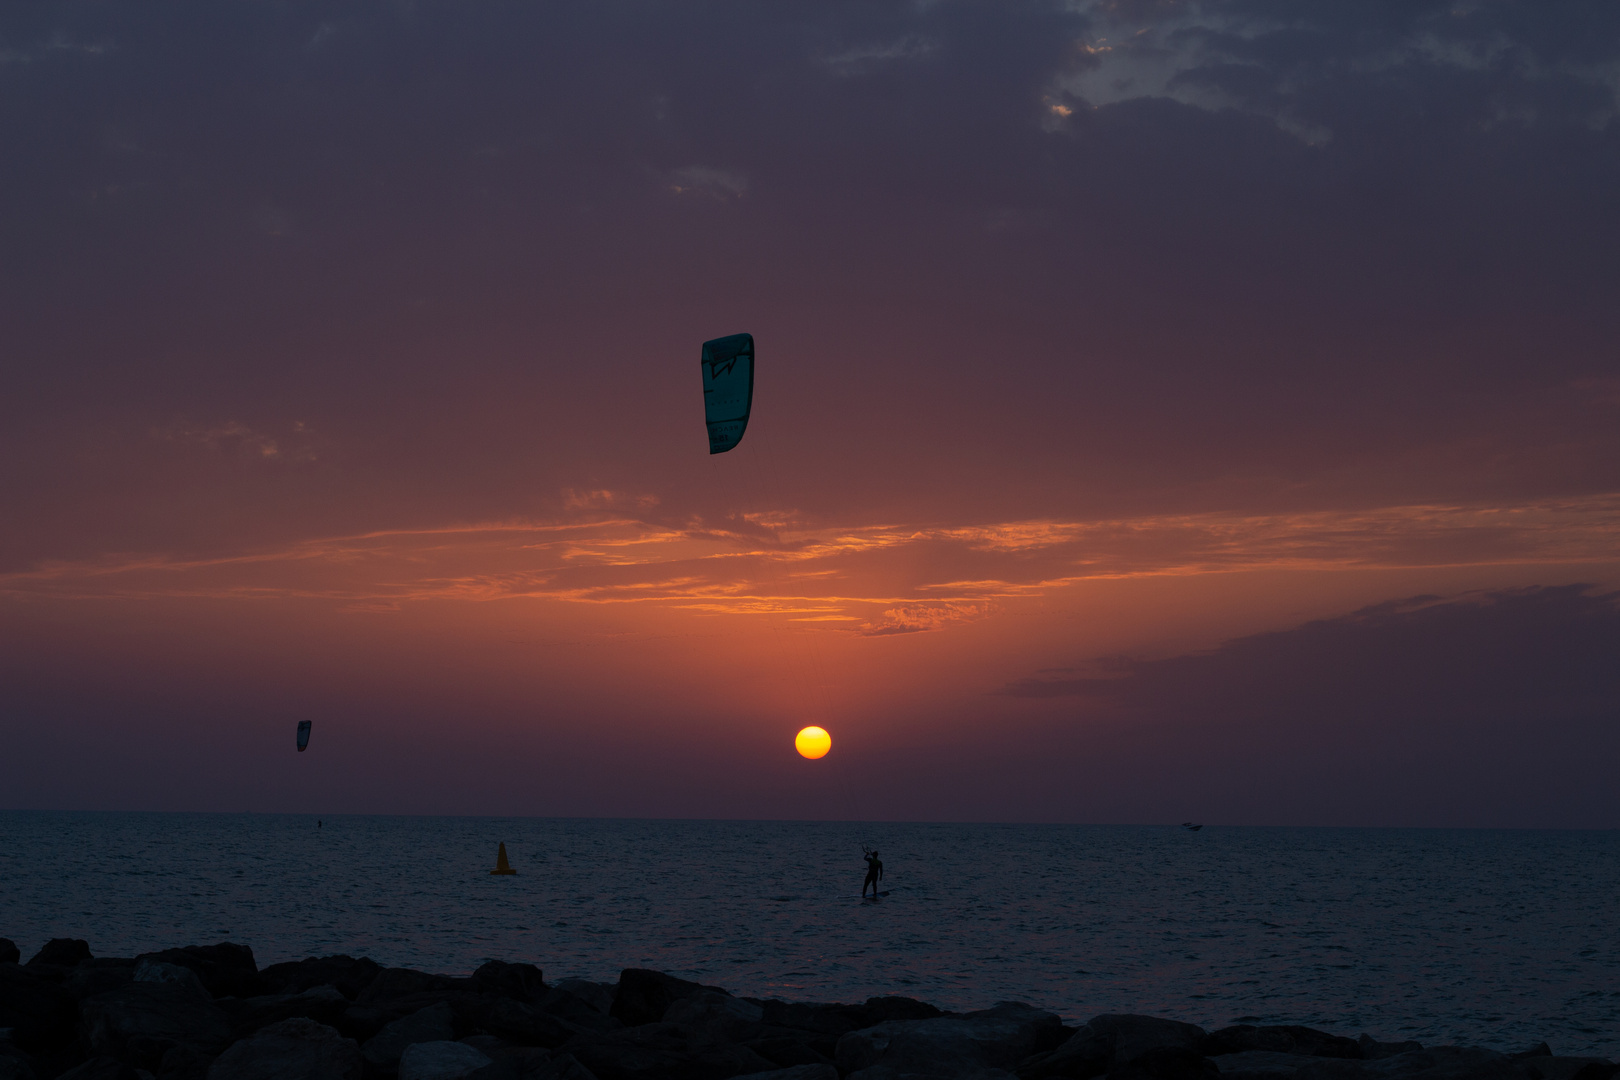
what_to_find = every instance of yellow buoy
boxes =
[490,842,517,875]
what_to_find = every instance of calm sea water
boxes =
[1,813,1616,1056]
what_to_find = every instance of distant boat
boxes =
[490,842,517,875]
[296,721,312,752]
[1182,822,1203,831]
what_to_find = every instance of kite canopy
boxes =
[296,720,311,752]
[701,333,754,454]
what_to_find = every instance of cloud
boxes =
[153,421,317,462]
[860,600,993,636]
[822,35,939,75]
[670,166,749,200]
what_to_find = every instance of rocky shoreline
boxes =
[0,937,1613,1080]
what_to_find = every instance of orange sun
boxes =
[794,726,832,759]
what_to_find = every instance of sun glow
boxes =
[795,725,832,759]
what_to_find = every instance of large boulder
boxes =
[1355,1038,1423,1061]
[65,960,136,1001]
[836,1002,1067,1079]
[0,940,19,965]
[27,939,92,969]
[1019,1015,1207,1079]
[465,1051,598,1080]
[552,981,614,1017]
[0,1045,36,1080]
[663,992,766,1044]
[259,956,382,1001]
[80,982,233,1070]
[0,962,80,1052]
[1212,1050,1336,1078]
[231,986,351,1039]
[206,1018,362,1080]
[398,1041,494,1080]
[469,963,547,1005]
[1283,1047,1524,1080]
[537,987,620,1031]
[54,1058,142,1080]
[363,1001,457,1070]
[358,969,464,1005]
[1517,1059,1619,1080]
[134,960,209,997]
[563,1021,777,1080]
[1207,1028,1360,1060]
[609,970,727,1027]
[1107,1047,1217,1079]
[135,944,261,999]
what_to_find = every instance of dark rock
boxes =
[1108,1047,1218,1080]
[608,971,727,1028]
[1515,1045,1555,1060]
[1295,1046,1521,1079]
[80,983,232,1070]
[734,1067,838,1080]
[258,955,382,1001]
[836,1002,1066,1078]
[0,1042,37,1080]
[66,960,137,1001]
[864,998,946,1023]
[363,1001,457,1071]
[206,1017,361,1080]
[467,1051,597,1080]
[345,993,457,1043]
[1518,1060,1620,1080]
[453,995,582,1049]
[156,1042,213,1080]
[1354,1037,1422,1061]
[56,1058,142,1080]
[27,940,92,969]
[551,981,614,1017]
[1019,1015,1207,1079]
[563,1021,776,1080]
[1207,1028,1360,1061]
[134,960,210,998]
[0,963,80,1052]
[134,944,261,999]
[1211,1050,1333,1078]
[0,942,19,966]
[230,986,350,1039]
[470,963,547,1005]
[536,988,620,1032]
[359,969,466,1005]
[744,1037,834,1069]
[398,1040,493,1079]
[663,992,765,1045]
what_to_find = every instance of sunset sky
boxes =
[3,1,1618,825]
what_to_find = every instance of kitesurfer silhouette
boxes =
[862,847,883,898]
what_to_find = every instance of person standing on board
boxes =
[862,847,884,898]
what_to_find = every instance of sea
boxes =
[2,813,1617,1057]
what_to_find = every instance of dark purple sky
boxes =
[2,1,1618,823]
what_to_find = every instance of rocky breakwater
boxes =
[1,936,1616,1080]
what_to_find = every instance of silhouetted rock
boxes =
[80,982,232,1071]
[1108,1047,1218,1080]
[27,939,92,969]
[1212,1050,1334,1077]
[537,987,620,1032]
[65,960,136,1001]
[361,969,467,1004]
[135,944,262,999]
[55,1057,142,1080]
[259,955,382,1000]
[664,992,765,1044]
[863,997,946,1023]
[466,1050,598,1080]
[1355,1037,1423,1061]
[455,995,583,1049]
[1020,1015,1207,1079]
[156,1042,214,1080]
[1518,1060,1620,1080]
[1515,1044,1554,1060]
[0,1043,37,1080]
[552,981,614,1017]
[1207,1027,1360,1060]
[0,940,19,966]
[608,970,728,1027]
[207,1017,362,1080]
[563,1021,776,1080]
[399,1040,494,1080]
[733,1066,838,1080]
[470,963,547,1005]
[230,985,350,1039]
[836,1001,1066,1078]
[364,1001,457,1071]
[135,960,210,997]
[1313,1046,1521,1079]
[0,963,80,1052]
[743,1036,834,1070]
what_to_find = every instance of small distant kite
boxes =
[296,721,312,753]
[701,333,754,454]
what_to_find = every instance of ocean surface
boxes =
[2,813,1617,1056]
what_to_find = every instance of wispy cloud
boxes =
[3,495,1617,629]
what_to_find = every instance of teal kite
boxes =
[701,333,754,454]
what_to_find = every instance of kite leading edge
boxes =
[702,333,754,454]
